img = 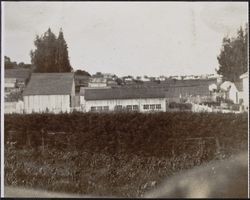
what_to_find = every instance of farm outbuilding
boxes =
[80,87,167,112]
[5,68,31,88]
[23,73,75,114]
[5,68,32,101]
[220,81,243,104]
[240,72,248,110]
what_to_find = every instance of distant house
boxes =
[107,79,118,87]
[141,76,151,82]
[5,68,31,101]
[79,87,167,112]
[88,77,108,88]
[5,78,17,97]
[240,72,248,110]
[102,73,116,79]
[5,68,31,88]
[23,73,75,113]
[156,76,166,81]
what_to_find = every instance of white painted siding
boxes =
[228,84,243,104]
[24,95,70,114]
[5,101,24,114]
[242,76,249,109]
[71,79,75,96]
[82,98,166,112]
[228,85,237,104]
[5,78,16,88]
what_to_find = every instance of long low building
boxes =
[80,87,167,112]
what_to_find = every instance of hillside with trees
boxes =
[4,56,32,69]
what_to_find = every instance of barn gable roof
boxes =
[82,87,166,100]
[23,73,74,96]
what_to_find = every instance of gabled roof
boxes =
[5,68,31,81]
[23,73,74,95]
[240,72,248,79]
[220,81,233,91]
[82,87,166,100]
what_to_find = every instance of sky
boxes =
[2,2,248,77]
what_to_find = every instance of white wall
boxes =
[71,79,76,96]
[88,82,107,88]
[242,77,249,109]
[5,78,16,88]
[5,101,24,114]
[81,98,166,112]
[24,95,70,114]
[228,84,243,104]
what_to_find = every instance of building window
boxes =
[156,104,161,109]
[115,105,123,110]
[103,106,109,111]
[97,106,103,111]
[90,106,96,111]
[143,105,149,110]
[126,105,132,110]
[150,104,155,109]
[133,105,139,110]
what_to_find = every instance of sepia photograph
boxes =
[1,1,249,198]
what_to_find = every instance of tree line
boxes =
[5,28,90,76]
[5,24,248,80]
[4,56,32,69]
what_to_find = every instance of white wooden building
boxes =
[240,72,249,110]
[80,87,167,112]
[5,68,31,89]
[220,81,243,104]
[5,68,31,100]
[23,73,75,114]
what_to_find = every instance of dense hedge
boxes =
[5,112,248,157]
[4,112,248,197]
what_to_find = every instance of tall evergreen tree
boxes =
[30,28,72,72]
[55,29,72,72]
[217,24,248,82]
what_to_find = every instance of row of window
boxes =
[143,104,161,110]
[90,106,109,111]
[123,105,139,111]
[90,104,162,112]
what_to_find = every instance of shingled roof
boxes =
[23,73,74,95]
[5,68,31,81]
[82,87,166,100]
